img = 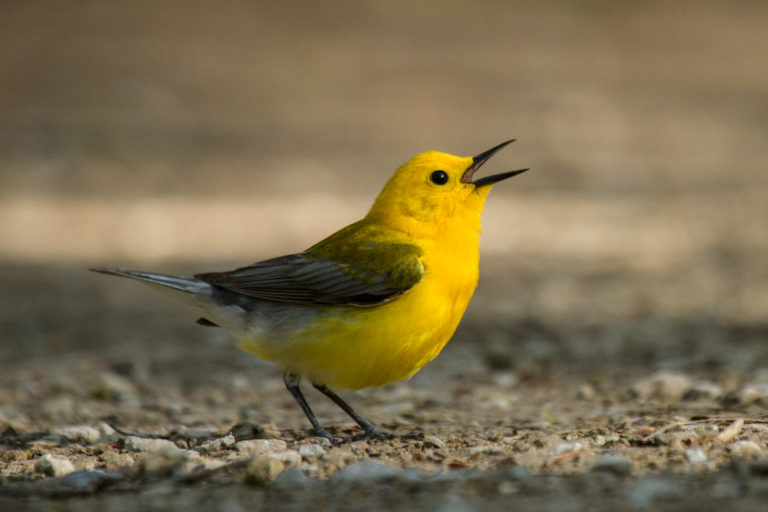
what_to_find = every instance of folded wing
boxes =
[195,242,424,307]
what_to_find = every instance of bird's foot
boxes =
[349,425,423,442]
[350,429,391,442]
[364,425,395,441]
[312,427,344,445]
[313,426,424,444]
[394,431,424,441]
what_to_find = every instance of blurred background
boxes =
[1,0,767,380]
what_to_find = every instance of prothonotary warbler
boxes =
[92,140,528,441]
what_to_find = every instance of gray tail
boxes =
[90,267,211,295]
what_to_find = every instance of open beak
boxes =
[461,139,529,187]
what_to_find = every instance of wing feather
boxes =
[195,241,423,307]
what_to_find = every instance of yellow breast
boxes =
[238,216,481,390]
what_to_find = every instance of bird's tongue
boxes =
[461,139,515,184]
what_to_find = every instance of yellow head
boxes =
[366,140,528,237]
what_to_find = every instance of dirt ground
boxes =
[3,259,768,511]
[2,1,768,510]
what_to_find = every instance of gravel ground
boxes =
[2,260,768,510]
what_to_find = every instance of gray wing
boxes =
[195,245,424,307]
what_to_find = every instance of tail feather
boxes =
[89,268,211,295]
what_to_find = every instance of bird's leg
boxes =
[312,383,393,440]
[283,372,333,441]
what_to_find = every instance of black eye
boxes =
[430,170,449,185]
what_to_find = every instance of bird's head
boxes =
[366,140,528,235]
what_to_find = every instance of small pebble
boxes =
[40,397,75,419]
[97,421,117,436]
[197,434,236,453]
[298,443,326,459]
[657,431,697,450]
[99,451,135,472]
[729,440,763,459]
[201,458,227,471]
[237,439,301,467]
[576,384,596,400]
[684,448,708,465]
[229,421,275,441]
[29,440,59,451]
[54,425,101,444]
[423,435,446,449]
[738,382,768,404]
[632,371,692,402]
[552,441,585,455]
[236,439,287,455]
[272,450,302,467]
[244,456,285,484]
[95,373,139,404]
[322,448,356,469]
[302,463,320,478]
[312,436,332,448]
[467,445,502,456]
[137,446,200,476]
[0,407,30,431]
[35,454,75,477]
[683,381,723,401]
[123,437,178,453]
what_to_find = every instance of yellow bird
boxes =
[93,140,528,440]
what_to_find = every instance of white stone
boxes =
[54,425,101,444]
[552,441,585,455]
[201,458,228,471]
[235,438,300,467]
[423,435,446,449]
[235,439,287,455]
[97,373,138,399]
[632,371,692,401]
[137,447,200,475]
[123,436,178,453]
[687,381,724,400]
[298,443,326,459]
[729,440,764,458]
[35,454,75,477]
[684,448,708,465]
[97,421,117,436]
[739,382,768,404]
[197,434,236,453]
[467,445,503,456]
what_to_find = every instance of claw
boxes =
[313,427,334,441]
[350,425,394,442]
